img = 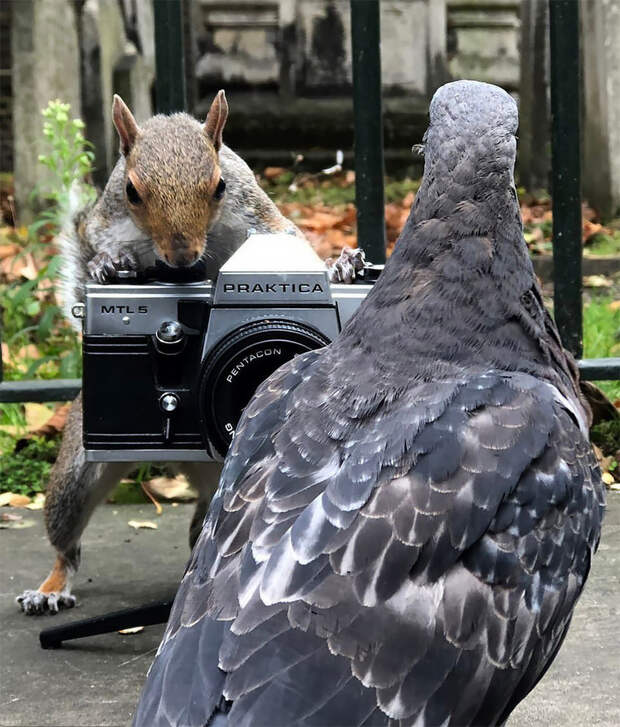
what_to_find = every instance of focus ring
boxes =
[200,319,330,457]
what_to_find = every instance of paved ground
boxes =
[1,498,619,727]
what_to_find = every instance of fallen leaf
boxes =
[583,275,613,288]
[263,166,287,180]
[608,301,620,312]
[118,626,144,635]
[26,493,46,510]
[0,493,31,507]
[0,517,35,529]
[1,511,23,521]
[24,403,55,433]
[602,472,615,486]
[31,403,71,437]
[0,243,20,259]
[143,475,197,502]
[128,520,158,530]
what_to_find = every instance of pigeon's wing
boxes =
[134,368,604,727]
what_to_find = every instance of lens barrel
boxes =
[200,320,329,456]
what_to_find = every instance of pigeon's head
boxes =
[421,81,518,181]
[428,80,518,137]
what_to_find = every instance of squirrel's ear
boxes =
[112,95,140,156]
[204,90,228,152]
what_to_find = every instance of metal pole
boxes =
[153,0,186,114]
[350,0,386,263]
[549,0,582,358]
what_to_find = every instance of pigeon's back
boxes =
[134,81,605,727]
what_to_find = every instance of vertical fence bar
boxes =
[350,0,386,263]
[549,0,582,358]
[153,0,186,114]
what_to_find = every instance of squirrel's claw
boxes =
[118,250,138,271]
[88,250,137,283]
[326,247,366,284]
[16,588,76,615]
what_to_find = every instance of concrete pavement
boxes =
[1,498,619,726]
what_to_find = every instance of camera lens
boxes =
[200,320,330,456]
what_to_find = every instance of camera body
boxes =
[80,234,375,462]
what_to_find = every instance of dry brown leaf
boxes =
[26,493,46,510]
[402,191,415,208]
[0,243,20,260]
[0,492,15,507]
[128,520,158,530]
[0,250,38,280]
[263,166,287,180]
[143,475,197,502]
[24,403,55,433]
[3,493,32,507]
[298,211,346,232]
[31,402,71,437]
[582,220,603,242]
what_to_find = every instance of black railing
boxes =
[1,0,618,405]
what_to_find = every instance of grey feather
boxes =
[133,80,605,727]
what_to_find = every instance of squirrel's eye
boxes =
[126,180,142,205]
[214,178,226,200]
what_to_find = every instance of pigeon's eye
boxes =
[214,178,226,200]
[126,179,142,205]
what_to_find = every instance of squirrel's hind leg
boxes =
[17,394,134,615]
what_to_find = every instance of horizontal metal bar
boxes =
[0,379,81,403]
[578,358,620,382]
[0,358,618,408]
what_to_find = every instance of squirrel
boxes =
[17,91,365,615]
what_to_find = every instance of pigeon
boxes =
[134,80,605,727]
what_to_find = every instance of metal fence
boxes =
[0,0,618,405]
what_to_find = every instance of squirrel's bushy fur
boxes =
[17,91,305,615]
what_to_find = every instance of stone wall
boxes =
[11,0,620,215]
[581,0,620,219]
[193,0,448,100]
[11,0,81,222]
[10,0,155,216]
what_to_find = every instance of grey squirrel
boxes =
[17,91,365,615]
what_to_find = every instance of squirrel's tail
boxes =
[56,182,97,332]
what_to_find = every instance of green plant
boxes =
[583,296,620,401]
[37,99,96,223]
[0,436,60,496]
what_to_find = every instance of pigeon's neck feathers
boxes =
[343,81,581,408]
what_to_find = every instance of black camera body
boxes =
[78,234,375,462]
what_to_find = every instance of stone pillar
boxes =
[81,0,154,185]
[11,0,81,221]
[447,0,521,91]
[581,0,620,219]
[518,0,550,192]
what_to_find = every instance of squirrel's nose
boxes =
[165,242,201,267]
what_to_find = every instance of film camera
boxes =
[77,234,377,462]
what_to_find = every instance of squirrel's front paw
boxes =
[16,589,76,615]
[88,251,137,283]
[326,247,366,284]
